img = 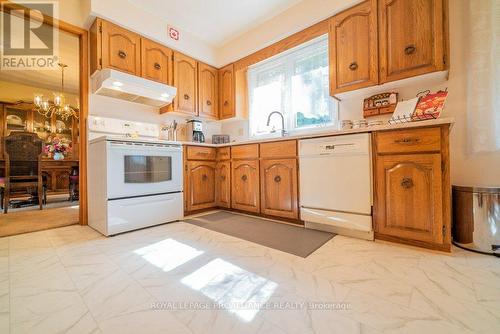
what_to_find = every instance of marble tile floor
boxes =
[0,217,499,334]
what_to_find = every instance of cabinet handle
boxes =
[274,175,282,183]
[349,62,358,70]
[401,177,414,189]
[184,94,190,100]
[224,100,229,106]
[404,45,416,55]
[154,62,161,70]
[118,50,127,59]
[241,174,247,181]
[206,100,212,106]
[394,137,420,144]
[202,174,208,181]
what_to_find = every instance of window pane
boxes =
[249,65,285,135]
[292,49,331,128]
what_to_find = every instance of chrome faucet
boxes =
[266,111,287,137]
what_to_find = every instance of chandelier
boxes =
[34,63,79,120]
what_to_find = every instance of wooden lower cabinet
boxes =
[260,159,298,219]
[375,154,443,244]
[215,161,231,208]
[41,161,79,195]
[373,126,451,251]
[231,159,260,213]
[186,161,216,211]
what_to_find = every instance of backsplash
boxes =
[221,71,449,142]
[89,71,448,144]
[89,94,221,143]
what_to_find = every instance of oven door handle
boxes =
[112,195,178,206]
[108,142,182,152]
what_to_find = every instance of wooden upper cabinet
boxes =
[375,153,443,244]
[99,19,141,75]
[378,0,445,83]
[173,52,198,115]
[231,159,260,213]
[260,159,298,219]
[198,62,219,119]
[186,161,216,211]
[141,38,172,85]
[219,64,235,119]
[329,0,378,94]
[216,161,231,208]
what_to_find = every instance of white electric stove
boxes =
[87,116,183,236]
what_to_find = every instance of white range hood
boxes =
[91,69,177,107]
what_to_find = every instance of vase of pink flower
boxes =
[44,136,72,160]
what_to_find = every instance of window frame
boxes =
[247,34,337,138]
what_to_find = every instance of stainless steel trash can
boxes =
[452,186,500,256]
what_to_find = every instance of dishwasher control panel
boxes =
[299,133,371,156]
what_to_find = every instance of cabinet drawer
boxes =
[186,146,216,160]
[231,144,259,159]
[376,127,441,154]
[260,140,297,159]
[216,147,230,160]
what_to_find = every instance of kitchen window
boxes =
[248,34,337,137]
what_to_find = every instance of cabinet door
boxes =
[375,153,443,244]
[55,169,71,193]
[173,52,198,115]
[260,159,298,219]
[330,0,378,94]
[101,20,141,75]
[186,161,216,211]
[231,159,259,213]
[219,64,235,119]
[378,0,444,83]
[216,161,231,208]
[198,63,219,119]
[141,38,172,85]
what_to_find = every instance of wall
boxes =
[89,95,221,142]
[9,0,92,28]
[55,0,499,186]
[217,0,360,66]
[0,80,79,106]
[89,0,217,66]
[221,0,500,187]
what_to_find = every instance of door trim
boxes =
[1,1,89,225]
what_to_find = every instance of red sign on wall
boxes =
[168,26,179,41]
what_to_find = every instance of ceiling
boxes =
[0,14,80,96]
[126,0,303,47]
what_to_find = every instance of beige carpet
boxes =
[0,206,79,237]
[185,211,334,257]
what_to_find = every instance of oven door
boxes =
[106,141,183,199]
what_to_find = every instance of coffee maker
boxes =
[186,119,205,143]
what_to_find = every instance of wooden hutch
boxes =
[0,102,79,196]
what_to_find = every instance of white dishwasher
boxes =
[299,133,373,240]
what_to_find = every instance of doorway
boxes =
[0,2,88,236]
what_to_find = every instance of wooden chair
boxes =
[68,166,79,202]
[3,132,44,213]
[0,177,4,210]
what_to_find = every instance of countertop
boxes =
[88,117,454,147]
[184,117,455,147]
